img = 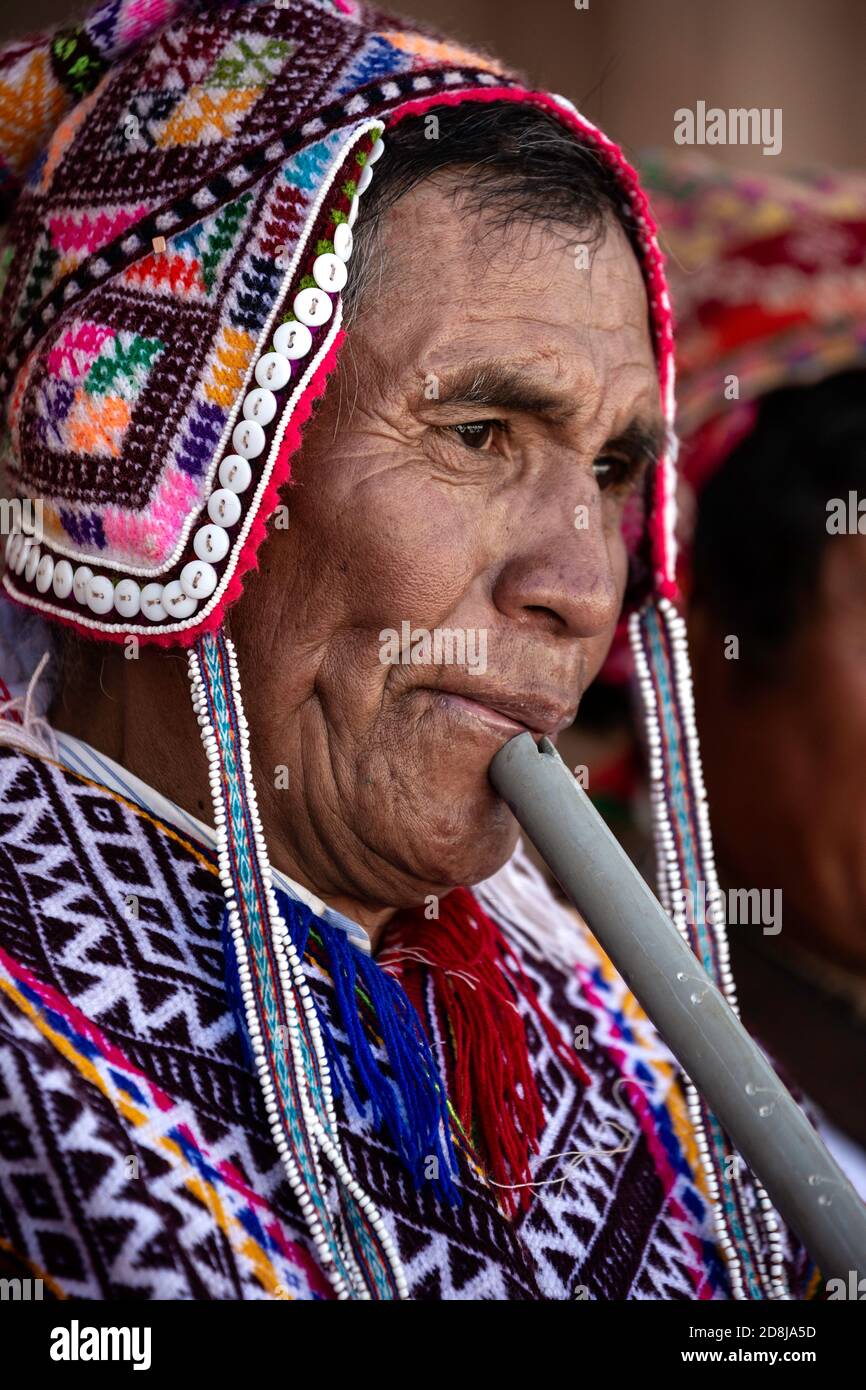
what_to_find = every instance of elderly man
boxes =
[0,0,817,1300]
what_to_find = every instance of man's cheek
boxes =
[343,501,481,629]
[586,537,629,677]
[605,518,631,590]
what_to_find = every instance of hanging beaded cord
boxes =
[188,628,409,1300]
[630,597,790,1300]
[221,887,465,1207]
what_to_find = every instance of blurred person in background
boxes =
[564,156,866,1195]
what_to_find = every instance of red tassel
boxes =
[379,887,590,1217]
[0,677,21,722]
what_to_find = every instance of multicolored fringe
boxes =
[379,886,591,1218]
[193,626,590,1232]
[222,885,462,1206]
[630,596,789,1299]
[189,626,407,1300]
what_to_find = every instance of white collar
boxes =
[52,729,372,955]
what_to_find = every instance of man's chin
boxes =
[351,714,529,898]
[400,800,522,898]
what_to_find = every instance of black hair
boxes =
[690,367,866,682]
[343,100,644,320]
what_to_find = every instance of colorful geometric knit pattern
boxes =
[0,745,821,1299]
[0,0,681,643]
[640,153,866,441]
[3,79,386,567]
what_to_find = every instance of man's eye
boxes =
[593,455,639,491]
[449,420,501,450]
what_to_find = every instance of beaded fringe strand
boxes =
[189,629,408,1300]
[630,597,790,1300]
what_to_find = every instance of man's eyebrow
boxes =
[428,362,579,423]
[425,364,667,459]
[604,417,667,465]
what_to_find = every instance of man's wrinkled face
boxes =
[235,178,661,909]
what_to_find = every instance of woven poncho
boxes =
[0,0,822,1300]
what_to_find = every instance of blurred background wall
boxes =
[2,0,863,173]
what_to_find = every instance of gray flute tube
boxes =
[489,731,866,1288]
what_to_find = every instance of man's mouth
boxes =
[420,687,577,741]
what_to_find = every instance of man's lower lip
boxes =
[429,691,531,735]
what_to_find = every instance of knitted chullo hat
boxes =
[598,155,866,682]
[0,0,790,1299]
[642,152,866,525]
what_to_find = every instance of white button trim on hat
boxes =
[181,560,218,600]
[19,540,34,575]
[243,387,278,427]
[218,455,252,493]
[53,559,73,599]
[208,489,242,528]
[35,554,54,593]
[333,223,353,261]
[292,287,332,326]
[73,566,92,603]
[13,539,30,576]
[312,252,348,293]
[273,321,313,359]
[255,352,292,391]
[87,574,114,615]
[232,418,266,458]
[24,545,41,584]
[141,583,167,621]
[114,579,142,618]
[6,123,386,632]
[21,544,37,581]
[194,523,230,562]
[163,579,197,619]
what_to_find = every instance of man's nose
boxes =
[492,485,622,639]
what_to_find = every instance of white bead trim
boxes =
[188,638,408,1300]
[628,601,791,1301]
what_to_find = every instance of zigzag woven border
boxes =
[0,939,331,1299]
